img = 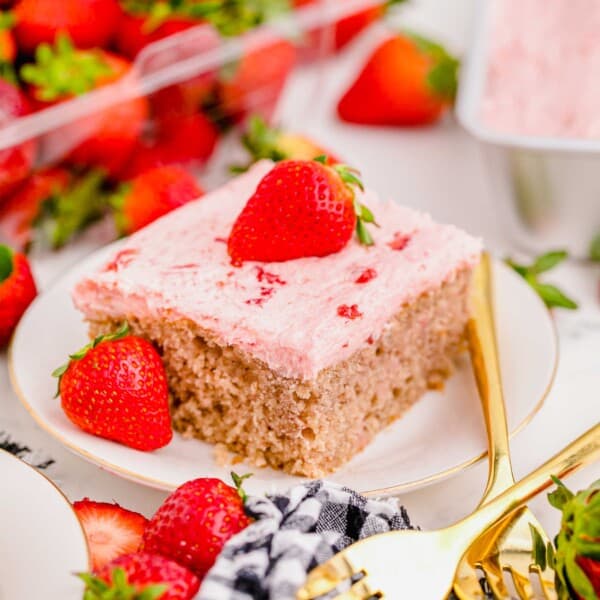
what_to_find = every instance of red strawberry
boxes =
[115,11,200,60]
[0,11,15,62]
[112,166,203,234]
[13,0,121,55]
[53,323,172,451]
[0,168,110,250]
[577,556,600,599]
[21,36,148,177]
[0,243,36,346]
[141,475,252,579]
[217,39,296,123]
[120,113,219,179]
[227,158,376,264]
[238,115,339,168]
[337,32,459,126]
[0,80,36,199]
[73,499,149,572]
[81,552,200,600]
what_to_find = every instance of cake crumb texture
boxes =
[87,268,472,478]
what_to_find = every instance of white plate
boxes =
[9,243,557,496]
[0,449,90,598]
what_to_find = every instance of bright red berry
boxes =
[0,244,37,346]
[141,476,252,580]
[53,323,172,451]
[112,166,204,235]
[227,159,376,265]
[73,499,148,572]
[81,552,200,600]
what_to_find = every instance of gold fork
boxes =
[297,429,600,598]
[453,253,556,599]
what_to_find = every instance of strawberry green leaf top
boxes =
[231,471,252,503]
[52,322,130,391]
[81,567,167,600]
[590,232,600,263]
[0,11,14,31]
[505,250,578,310]
[532,478,600,600]
[0,243,13,283]
[21,35,113,101]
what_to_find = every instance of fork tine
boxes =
[452,563,487,599]
[506,567,535,599]
[480,560,510,599]
[532,567,558,600]
[331,578,376,600]
[296,554,357,600]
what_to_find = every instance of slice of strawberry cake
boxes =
[72,159,481,477]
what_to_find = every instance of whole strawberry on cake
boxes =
[72,158,481,477]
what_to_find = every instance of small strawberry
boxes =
[52,322,172,451]
[0,79,36,199]
[21,35,148,177]
[141,474,252,580]
[337,32,459,126]
[120,113,219,179]
[531,478,600,600]
[217,38,296,123]
[227,157,376,264]
[80,552,200,600]
[115,10,200,60]
[73,499,149,572]
[12,0,121,55]
[0,11,15,63]
[0,168,110,250]
[235,115,339,170]
[0,243,36,346]
[111,166,203,235]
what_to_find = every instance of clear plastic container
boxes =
[456,0,600,259]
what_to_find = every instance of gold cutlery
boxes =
[453,253,556,599]
[297,426,600,599]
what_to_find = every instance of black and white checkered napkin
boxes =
[198,479,414,600]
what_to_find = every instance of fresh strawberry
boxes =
[227,157,376,264]
[73,499,148,572]
[337,32,459,126]
[0,168,109,250]
[53,323,172,451]
[0,11,15,63]
[111,166,203,234]
[21,36,148,177]
[12,0,120,55]
[141,474,252,579]
[0,243,36,346]
[120,112,219,179]
[237,115,339,169]
[532,478,600,600]
[80,552,200,600]
[115,11,199,60]
[0,80,36,199]
[217,38,296,123]
[294,0,405,50]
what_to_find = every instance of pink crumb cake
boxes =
[72,160,481,477]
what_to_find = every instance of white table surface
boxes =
[1,0,599,584]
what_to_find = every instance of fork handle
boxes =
[453,424,600,544]
[468,253,515,503]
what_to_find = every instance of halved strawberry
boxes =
[227,157,376,264]
[73,499,149,573]
[21,36,148,177]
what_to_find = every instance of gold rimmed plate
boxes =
[0,449,90,597]
[9,242,557,496]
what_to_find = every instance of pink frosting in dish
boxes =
[482,0,600,138]
[72,161,481,380]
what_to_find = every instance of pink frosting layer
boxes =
[482,0,600,138]
[73,161,481,380]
